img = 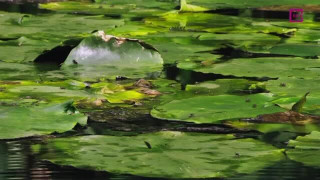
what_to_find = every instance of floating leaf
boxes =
[151,93,285,123]
[287,131,320,167]
[61,31,163,80]
[270,44,320,57]
[225,120,320,134]
[33,131,284,178]
[191,58,320,79]
[0,102,87,139]
[292,92,310,113]
[179,0,320,11]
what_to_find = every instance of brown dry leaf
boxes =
[134,79,152,88]
[139,87,161,96]
[247,111,320,124]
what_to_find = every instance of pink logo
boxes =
[289,9,303,22]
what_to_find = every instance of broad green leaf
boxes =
[270,44,320,57]
[33,131,284,178]
[40,0,178,15]
[291,92,310,113]
[0,102,87,139]
[191,58,320,79]
[0,11,124,63]
[266,77,320,97]
[61,31,163,80]
[272,96,320,116]
[180,0,208,12]
[225,120,320,134]
[151,93,285,123]
[266,77,320,115]
[287,131,320,167]
[63,31,163,67]
[180,0,320,11]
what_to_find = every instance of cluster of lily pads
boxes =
[1,0,320,178]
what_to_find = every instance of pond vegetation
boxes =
[1,0,320,179]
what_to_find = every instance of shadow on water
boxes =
[163,64,274,91]
[34,45,76,71]
[208,8,294,20]
[0,2,52,14]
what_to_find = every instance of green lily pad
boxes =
[39,0,177,16]
[225,120,320,134]
[199,33,280,41]
[61,31,163,80]
[192,58,320,79]
[267,77,320,97]
[180,0,320,11]
[151,93,285,123]
[266,77,320,115]
[0,102,87,139]
[272,96,320,116]
[0,36,59,63]
[287,131,320,167]
[270,44,320,57]
[0,62,37,80]
[140,32,218,64]
[33,131,284,178]
[63,31,163,67]
[186,79,260,94]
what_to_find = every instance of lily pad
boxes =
[267,77,320,97]
[180,0,320,11]
[225,120,320,134]
[0,102,87,139]
[287,131,320,167]
[63,31,163,67]
[33,131,284,178]
[192,58,320,79]
[61,31,163,80]
[270,44,320,57]
[272,96,320,116]
[151,93,285,123]
[0,11,124,63]
[266,77,320,115]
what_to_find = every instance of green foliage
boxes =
[151,93,285,123]
[33,131,284,178]
[287,131,320,167]
[180,0,320,11]
[291,92,310,113]
[0,102,87,139]
[191,58,320,79]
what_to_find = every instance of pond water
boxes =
[1,0,320,179]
